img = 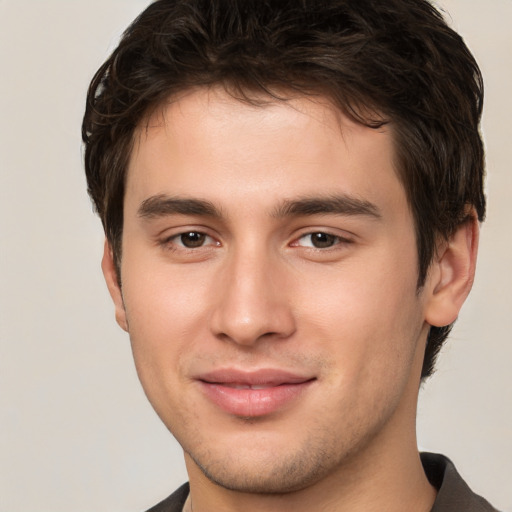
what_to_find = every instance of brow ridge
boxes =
[138,193,381,221]
[138,195,222,219]
[272,195,381,219]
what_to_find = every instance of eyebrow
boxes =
[137,193,381,221]
[272,195,381,219]
[138,195,222,219]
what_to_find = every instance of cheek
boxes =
[120,257,213,383]
[299,249,423,380]
[120,271,209,425]
[123,250,211,325]
[299,269,424,437]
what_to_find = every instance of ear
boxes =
[101,239,129,332]
[424,214,479,327]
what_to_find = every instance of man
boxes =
[82,0,497,510]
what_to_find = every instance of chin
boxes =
[185,435,342,495]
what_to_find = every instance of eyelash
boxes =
[292,232,353,250]
[161,231,219,251]
[160,230,353,253]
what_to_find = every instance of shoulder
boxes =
[421,453,500,512]
[145,483,190,512]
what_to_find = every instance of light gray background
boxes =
[0,1,510,511]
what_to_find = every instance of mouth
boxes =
[196,369,316,417]
[219,383,285,390]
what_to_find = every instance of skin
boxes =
[103,86,478,512]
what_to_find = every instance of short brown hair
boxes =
[83,0,485,379]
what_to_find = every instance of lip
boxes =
[196,368,316,417]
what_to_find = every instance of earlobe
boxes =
[101,239,129,332]
[425,214,479,328]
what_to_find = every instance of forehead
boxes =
[126,86,406,219]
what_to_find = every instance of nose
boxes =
[209,249,296,347]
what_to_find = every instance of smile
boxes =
[196,369,316,417]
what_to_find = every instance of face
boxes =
[109,87,434,493]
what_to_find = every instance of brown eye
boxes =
[294,232,343,249]
[309,232,337,248]
[180,232,206,248]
